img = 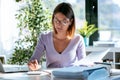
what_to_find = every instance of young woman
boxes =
[28,2,86,71]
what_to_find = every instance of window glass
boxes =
[98,0,120,41]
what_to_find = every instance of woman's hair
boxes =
[52,2,75,38]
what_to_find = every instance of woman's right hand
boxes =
[28,59,41,71]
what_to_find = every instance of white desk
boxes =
[0,71,119,80]
[0,72,51,80]
[86,46,120,69]
[86,46,120,52]
[0,72,118,80]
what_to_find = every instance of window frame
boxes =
[85,0,99,45]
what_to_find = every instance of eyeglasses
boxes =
[53,17,70,26]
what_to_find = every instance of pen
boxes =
[94,62,111,65]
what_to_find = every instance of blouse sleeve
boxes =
[76,35,86,60]
[29,33,46,63]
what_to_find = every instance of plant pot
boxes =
[83,37,89,47]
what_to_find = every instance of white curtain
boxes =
[0,0,19,59]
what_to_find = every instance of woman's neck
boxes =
[53,32,68,40]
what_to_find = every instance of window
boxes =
[0,0,19,55]
[98,0,120,41]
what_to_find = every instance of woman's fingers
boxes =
[28,59,40,71]
[34,59,38,65]
[28,62,35,70]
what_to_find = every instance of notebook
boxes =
[52,66,109,79]
[0,62,29,73]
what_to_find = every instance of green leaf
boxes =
[78,21,98,37]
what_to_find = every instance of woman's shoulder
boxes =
[39,31,52,39]
[40,31,52,36]
[74,33,84,40]
[71,34,84,46]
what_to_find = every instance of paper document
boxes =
[27,69,52,75]
[76,49,110,65]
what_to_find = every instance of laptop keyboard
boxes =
[3,65,29,72]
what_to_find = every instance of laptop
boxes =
[0,62,29,73]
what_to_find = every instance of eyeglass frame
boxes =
[53,17,70,26]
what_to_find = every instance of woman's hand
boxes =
[28,59,41,71]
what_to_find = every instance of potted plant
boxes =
[7,0,52,65]
[77,21,98,46]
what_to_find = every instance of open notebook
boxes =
[0,62,29,73]
[75,48,110,66]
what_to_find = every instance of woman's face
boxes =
[53,12,71,33]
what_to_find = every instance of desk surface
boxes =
[0,72,51,80]
[86,46,120,52]
[0,71,120,80]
